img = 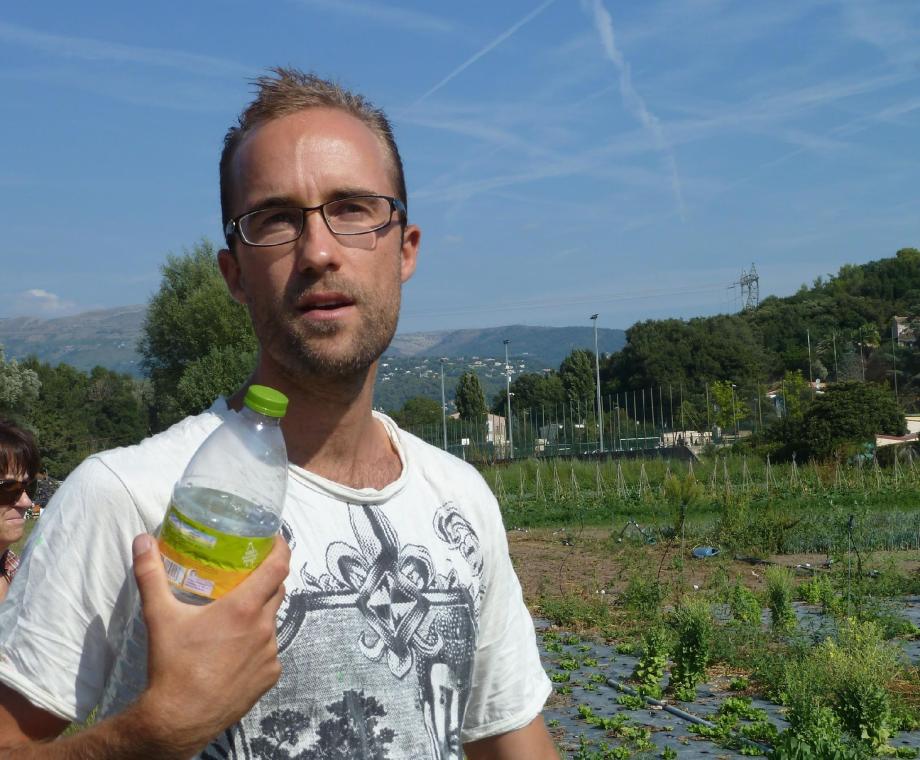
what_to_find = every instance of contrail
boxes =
[586,0,687,221]
[411,0,557,107]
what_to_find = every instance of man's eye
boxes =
[331,200,376,218]
[257,209,300,228]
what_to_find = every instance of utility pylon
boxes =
[728,263,760,312]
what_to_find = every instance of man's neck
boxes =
[228,362,401,491]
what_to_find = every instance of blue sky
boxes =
[2,0,919,334]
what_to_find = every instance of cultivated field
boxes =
[489,455,920,758]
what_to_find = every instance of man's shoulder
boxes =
[92,408,224,474]
[58,409,225,530]
[391,420,487,485]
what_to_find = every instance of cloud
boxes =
[411,0,557,106]
[584,0,687,221]
[835,0,920,67]
[293,0,457,34]
[0,21,251,77]
[12,289,80,317]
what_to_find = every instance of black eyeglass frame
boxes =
[0,477,37,505]
[224,194,408,247]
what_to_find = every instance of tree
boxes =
[138,240,257,428]
[559,349,595,406]
[454,371,487,423]
[19,358,149,478]
[489,372,564,416]
[797,381,904,460]
[0,348,40,421]
[780,370,811,422]
[388,396,442,429]
[710,380,748,434]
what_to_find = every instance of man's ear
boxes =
[218,248,248,305]
[399,224,421,284]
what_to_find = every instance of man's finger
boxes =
[228,535,291,604]
[133,534,173,628]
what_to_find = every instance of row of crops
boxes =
[482,454,920,554]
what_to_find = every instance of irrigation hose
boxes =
[603,676,773,754]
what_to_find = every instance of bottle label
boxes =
[158,503,274,600]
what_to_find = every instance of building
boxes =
[892,317,918,347]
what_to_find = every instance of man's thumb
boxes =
[132,534,171,621]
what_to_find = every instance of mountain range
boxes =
[0,305,626,376]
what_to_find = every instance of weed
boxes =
[540,593,610,630]
[730,582,763,628]
[765,566,796,633]
[730,676,750,690]
[620,575,663,619]
[777,618,903,756]
[668,597,712,700]
[631,625,669,699]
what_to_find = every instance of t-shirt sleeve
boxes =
[0,456,146,722]
[460,476,551,744]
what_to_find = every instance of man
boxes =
[0,69,556,759]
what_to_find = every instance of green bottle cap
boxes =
[244,385,289,418]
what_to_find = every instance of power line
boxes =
[403,283,728,319]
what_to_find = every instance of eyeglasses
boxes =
[224,195,407,247]
[0,478,36,506]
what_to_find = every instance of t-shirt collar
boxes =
[207,398,409,504]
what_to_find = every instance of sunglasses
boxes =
[0,478,37,506]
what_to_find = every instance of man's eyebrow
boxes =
[246,188,385,213]
[247,195,300,211]
[325,186,382,201]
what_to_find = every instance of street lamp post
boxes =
[590,314,604,453]
[730,383,738,438]
[504,339,514,459]
[439,358,448,452]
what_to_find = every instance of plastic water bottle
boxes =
[158,385,289,604]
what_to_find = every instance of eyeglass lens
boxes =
[0,479,36,504]
[240,196,394,245]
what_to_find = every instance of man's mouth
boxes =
[296,292,356,318]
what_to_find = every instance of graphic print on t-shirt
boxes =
[202,502,484,760]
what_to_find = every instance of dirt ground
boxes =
[507,526,920,614]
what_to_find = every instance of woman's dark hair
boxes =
[0,420,41,479]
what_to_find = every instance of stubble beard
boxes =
[250,275,401,384]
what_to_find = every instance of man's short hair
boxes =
[219,67,407,232]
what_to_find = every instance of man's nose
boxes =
[292,208,344,273]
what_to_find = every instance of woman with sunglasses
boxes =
[0,419,40,603]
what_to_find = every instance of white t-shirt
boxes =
[0,403,550,759]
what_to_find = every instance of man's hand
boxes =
[130,532,290,756]
[0,533,290,759]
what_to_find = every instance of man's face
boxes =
[219,108,420,382]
